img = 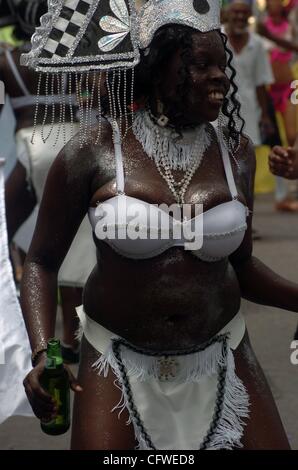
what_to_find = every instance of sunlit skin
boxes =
[21,30,297,449]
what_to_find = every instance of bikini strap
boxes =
[5,49,31,97]
[109,119,125,195]
[215,127,238,200]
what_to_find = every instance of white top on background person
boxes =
[223,0,274,146]
[226,30,274,145]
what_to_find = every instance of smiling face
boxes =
[227,3,252,35]
[155,30,230,127]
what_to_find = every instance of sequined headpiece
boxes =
[20,0,223,145]
[22,0,221,72]
[139,0,221,49]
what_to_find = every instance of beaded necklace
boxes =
[133,109,212,205]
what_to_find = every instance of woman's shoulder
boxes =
[55,118,113,177]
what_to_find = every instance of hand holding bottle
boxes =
[23,339,83,434]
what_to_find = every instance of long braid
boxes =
[219,31,245,151]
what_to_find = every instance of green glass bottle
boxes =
[40,338,70,435]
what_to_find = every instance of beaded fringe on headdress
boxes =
[30,67,135,147]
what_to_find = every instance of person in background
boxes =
[224,0,275,149]
[258,0,298,211]
[224,0,275,238]
[269,140,298,340]
[269,139,298,181]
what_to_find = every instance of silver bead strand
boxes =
[61,73,67,145]
[41,72,49,143]
[88,71,96,141]
[123,67,129,137]
[53,72,62,148]
[129,67,135,131]
[48,73,56,142]
[31,72,42,144]
[83,70,90,144]
[95,71,102,145]
[106,70,113,121]
[68,72,74,144]
[76,72,84,149]
[111,69,117,122]
[117,69,123,136]
[43,74,55,143]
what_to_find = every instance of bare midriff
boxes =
[83,242,241,352]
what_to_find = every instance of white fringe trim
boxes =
[132,110,211,171]
[92,337,249,450]
[207,348,250,450]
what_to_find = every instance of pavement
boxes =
[0,193,298,450]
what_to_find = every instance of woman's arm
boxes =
[20,132,102,420]
[229,139,298,313]
[20,135,95,356]
[257,22,298,53]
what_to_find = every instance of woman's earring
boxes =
[157,99,169,127]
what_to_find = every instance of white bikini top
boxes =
[89,122,249,261]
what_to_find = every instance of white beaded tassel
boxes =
[53,72,62,148]
[31,72,42,144]
[41,72,49,144]
[88,71,97,141]
[106,70,114,128]
[76,72,84,149]
[95,71,102,145]
[41,73,56,143]
[61,73,67,145]
[84,70,90,143]
[130,67,135,131]
[68,72,74,144]
[111,69,117,122]
[117,70,123,135]
[123,67,129,138]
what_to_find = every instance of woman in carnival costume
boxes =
[21,0,298,449]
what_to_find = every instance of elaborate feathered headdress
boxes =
[22,1,221,72]
[21,1,225,145]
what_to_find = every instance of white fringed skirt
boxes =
[76,306,249,450]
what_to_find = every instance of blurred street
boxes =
[1,193,298,450]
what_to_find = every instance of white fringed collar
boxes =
[132,109,212,171]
